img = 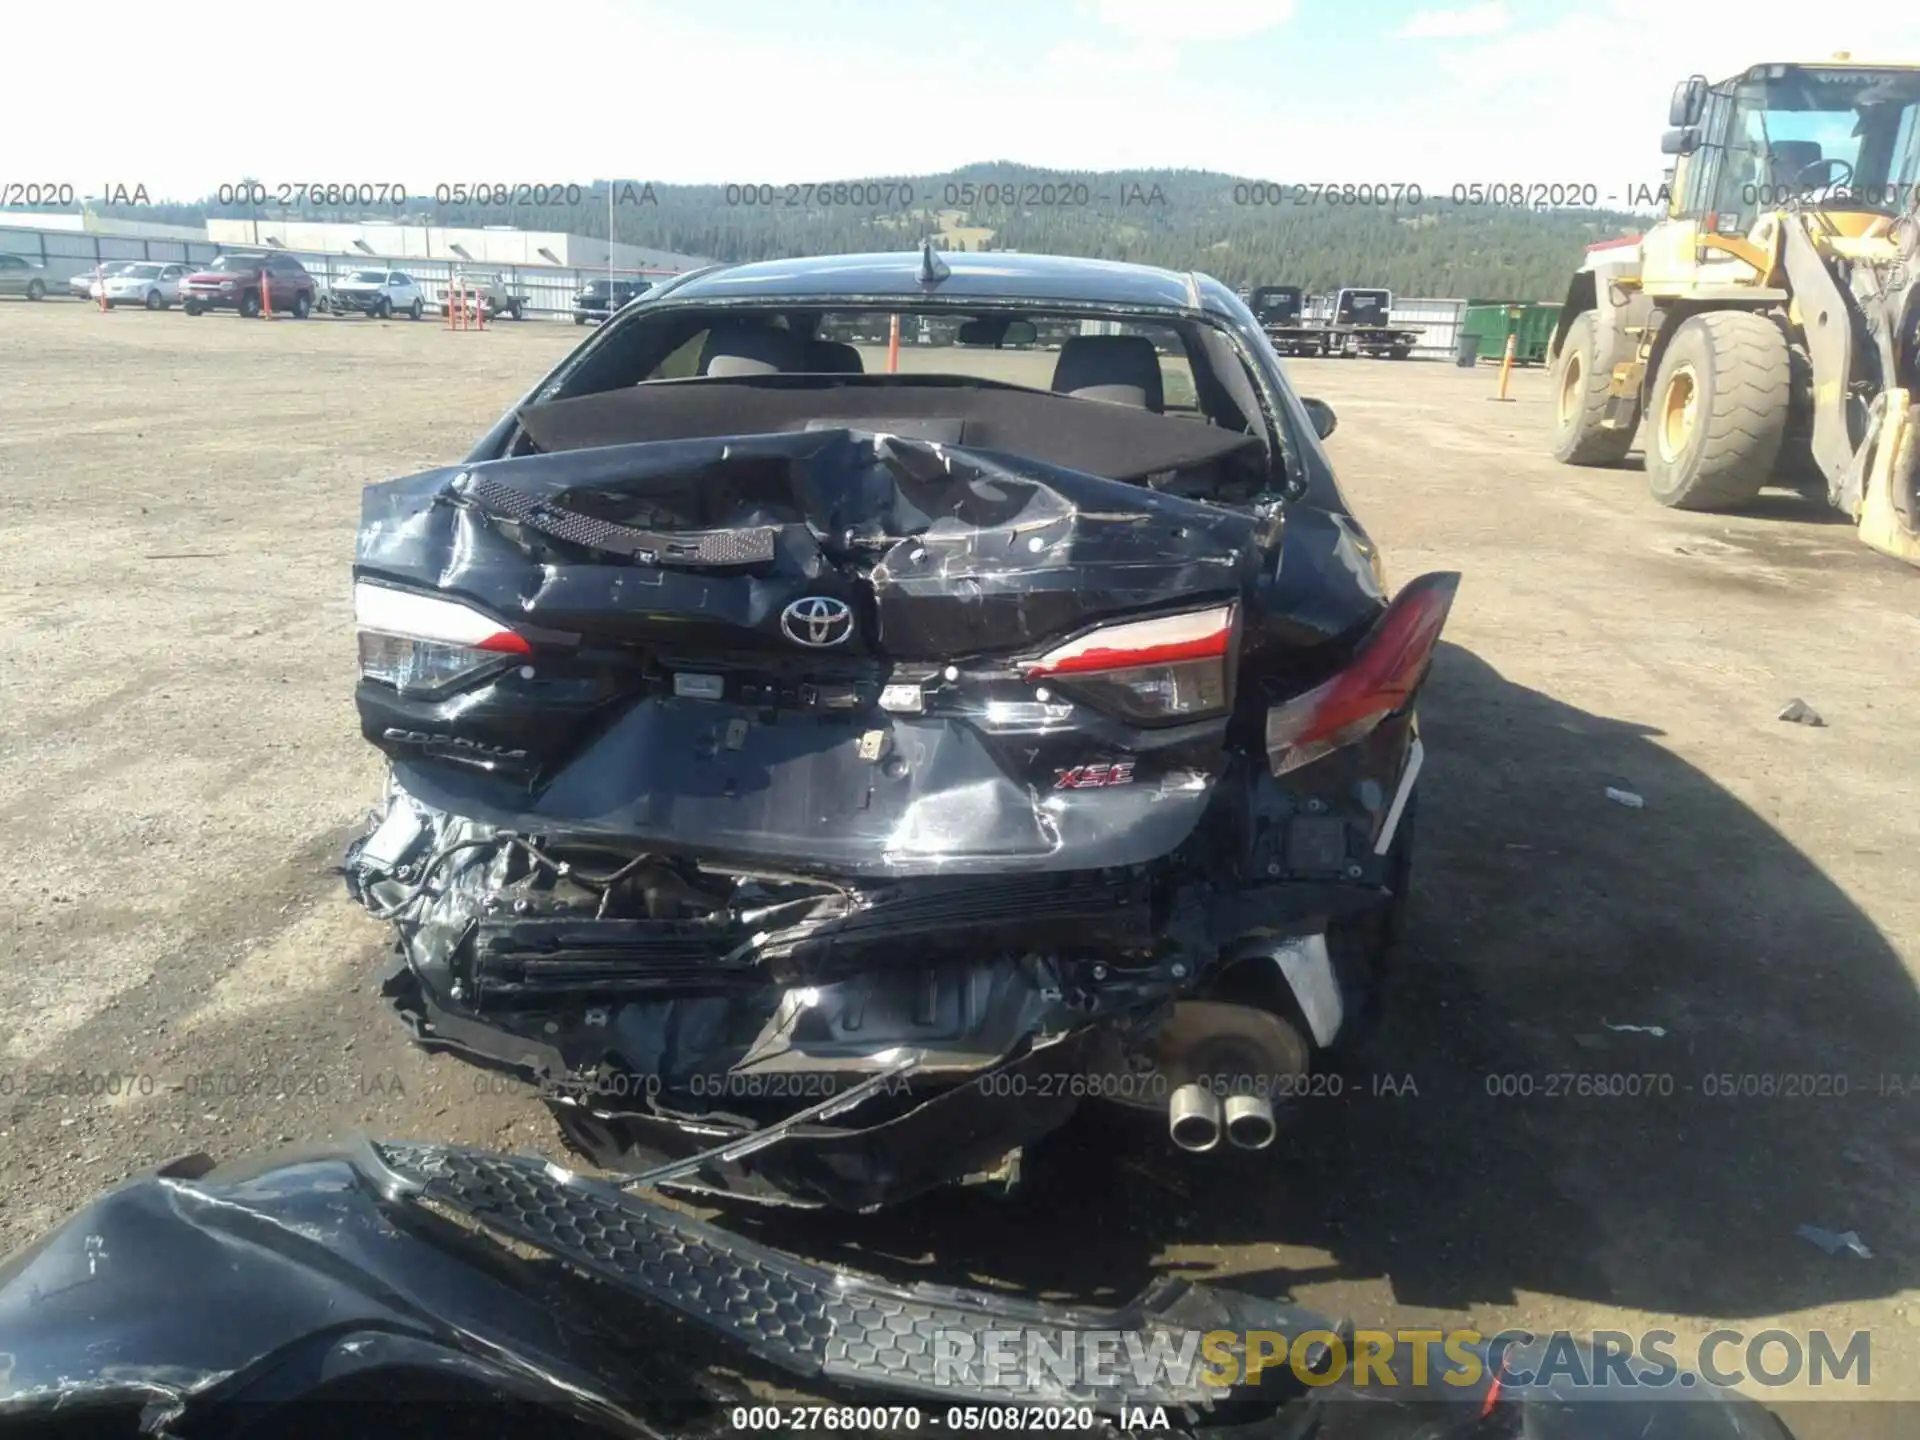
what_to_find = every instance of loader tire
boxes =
[1772,337,1824,492]
[1551,311,1636,465]
[1645,311,1788,511]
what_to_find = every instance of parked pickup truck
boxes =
[572,276,648,324]
[437,271,527,321]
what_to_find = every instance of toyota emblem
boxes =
[780,596,855,648]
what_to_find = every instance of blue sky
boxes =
[6,0,1914,204]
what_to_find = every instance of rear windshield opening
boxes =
[518,302,1287,503]
[637,311,1201,413]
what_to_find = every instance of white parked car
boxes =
[323,269,425,320]
[97,261,193,310]
[68,262,133,300]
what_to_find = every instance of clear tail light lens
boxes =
[1265,572,1459,774]
[354,583,531,697]
[1024,603,1236,723]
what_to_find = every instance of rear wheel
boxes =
[26,279,45,301]
[1551,311,1637,465]
[408,298,423,320]
[291,291,311,319]
[1645,311,1788,511]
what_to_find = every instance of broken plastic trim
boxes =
[458,470,778,568]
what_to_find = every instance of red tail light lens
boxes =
[354,582,531,696]
[1265,572,1459,774]
[1024,603,1236,723]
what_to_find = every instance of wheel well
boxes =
[1548,273,1598,363]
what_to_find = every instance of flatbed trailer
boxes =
[1320,288,1419,358]
[1249,284,1419,358]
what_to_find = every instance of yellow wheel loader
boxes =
[1547,60,1920,566]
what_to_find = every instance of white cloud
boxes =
[1088,0,1295,41]
[1396,2,1509,39]
[1045,40,1182,76]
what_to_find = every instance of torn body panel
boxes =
[0,1139,1794,1438]
[350,417,1451,1209]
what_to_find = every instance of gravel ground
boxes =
[1,299,1914,1433]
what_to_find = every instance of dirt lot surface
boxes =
[2,301,1915,1432]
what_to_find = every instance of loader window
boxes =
[1706,67,1920,226]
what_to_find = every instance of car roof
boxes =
[662,249,1217,312]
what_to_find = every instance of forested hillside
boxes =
[89,162,1647,299]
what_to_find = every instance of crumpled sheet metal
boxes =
[355,428,1374,658]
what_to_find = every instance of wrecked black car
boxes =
[345,245,1459,1211]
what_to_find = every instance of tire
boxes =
[408,298,422,320]
[184,301,204,316]
[239,290,261,319]
[1551,311,1638,465]
[1772,338,1824,492]
[291,291,311,319]
[26,280,45,301]
[574,313,588,325]
[144,290,161,310]
[1390,345,1411,360]
[510,299,524,321]
[1645,311,1789,511]
[374,297,392,320]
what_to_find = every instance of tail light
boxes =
[355,582,531,697]
[1024,603,1236,723]
[1265,572,1459,774]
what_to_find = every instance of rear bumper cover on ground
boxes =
[0,1137,1799,1437]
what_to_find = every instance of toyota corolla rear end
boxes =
[343,257,1456,1210]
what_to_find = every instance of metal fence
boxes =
[4,225,1481,353]
[0,226,680,319]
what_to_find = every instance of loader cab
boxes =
[1664,63,1920,237]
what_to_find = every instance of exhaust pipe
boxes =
[1222,1092,1277,1151]
[1168,1082,1223,1152]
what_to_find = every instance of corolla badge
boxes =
[781,596,855,648]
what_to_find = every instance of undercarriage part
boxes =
[1167,1082,1222,1152]
[1153,999,1311,1096]
[543,1031,1099,1211]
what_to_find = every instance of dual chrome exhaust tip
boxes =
[1168,1082,1277,1153]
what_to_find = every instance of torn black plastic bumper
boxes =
[0,1138,1798,1439]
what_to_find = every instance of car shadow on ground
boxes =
[727,640,1918,1322]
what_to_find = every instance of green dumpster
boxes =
[1460,300,1560,365]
